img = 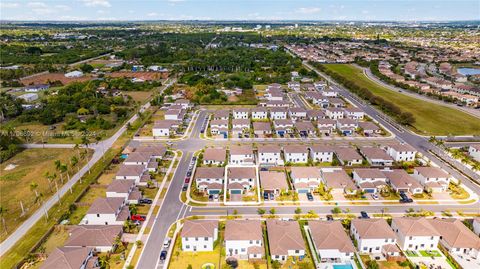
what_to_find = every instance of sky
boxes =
[0,0,479,21]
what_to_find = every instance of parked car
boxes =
[186,171,192,177]
[269,193,274,200]
[209,194,214,201]
[133,220,141,226]
[263,192,269,200]
[182,185,188,192]
[139,198,153,204]
[306,193,314,201]
[160,250,167,261]
[260,167,268,171]
[131,215,146,221]
[192,156,197,162]
[163,238,171,248]
[360,211,370,219]
[371,193,379,200]
[326,215,334,221]
[184,177,190,183]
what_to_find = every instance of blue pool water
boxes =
[333,265,353,269]
[457,67,480,76]
[120,154,128,159]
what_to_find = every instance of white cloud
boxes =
[295,7,321,14]
[0,2,20,8]
[27,2,48,8]
[147,12,158,17]
[82,0,111,8]
[55,5,71,11]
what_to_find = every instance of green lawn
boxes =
[320,64,480,136]
[419,250,442,257]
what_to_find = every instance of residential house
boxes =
[165,109,185,121]
[203,148,227,166]
[106,180,142,204]
[283,145,309,164]
[40,247,97,269]
[359,147,394,166]
[352,169,388,194]
[306,109,325,121]
[386,144,417,162]
[266,220,306,262]
[468,145,480,162]
[321,168,357,195]
[288,108,307,121]
[229,145,255,165]
[174,99,193,109]
[295,121,316,137]
[264,100,290,108]
[290,167,322,193]
[231,119,250,135]
[233,108,250,119]
[308,221,355,263]
[344,107,364,120]
[260,171,288,195]
[317,119,336,136]
[253,121,272,136]
[152,120,178,137]
[273,119,294,136]
[334,147,363,166]
[329,98,346,108]
[195,167,225,195]
[358,121,381,135]
[413,167,451,192]
[81,197,128,226]
[351,219,399,258]
[213,110,230,120]
[428,218,480,260]
[181,220,219,252]
[210,119,229,137]
[391,217,441,251]
[322,89,338,97]
[225,220,264,260]
[325,108,344,120]
[269,107,288,119]
[251,107,268,120]
[257,145,283,165]
[336,119,358,136]
[383,169,423,195]
[288,81,301,91]
[64,225,123,252]
[227,167,256,194]
[115,164,146,184]
[309,145,334,163]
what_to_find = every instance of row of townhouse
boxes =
[38,144,166,268]
[152,99,193,137]
[180,217,480,266]
[287,81,327,92]
[202,144,416,167]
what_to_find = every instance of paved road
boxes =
[0,78,176,256]
[360,65,480,119]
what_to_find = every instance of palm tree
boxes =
[129,204,137,215]
[71,156,79,171]
[0,206,7,234]
[98,255,110,269]
[30,182,39,202]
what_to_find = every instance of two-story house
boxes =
[225,220,264,260]
[181,220,219,252]
[195,167,225,195]
[391,217,440,251]
[266,220,305,262]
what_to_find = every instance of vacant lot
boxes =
[321,64,480,136]
[21,72,92,85]
[0,148,92,242]
[121,90,153,102]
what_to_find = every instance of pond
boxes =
[457,67,480,76]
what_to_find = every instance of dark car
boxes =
[192,156,197,162]
[326,215,334,221]
[263,192,269,200]
[260,167,268,171]
[184,177,190,183]
[306,193,314,201]
[208,194,214,201]
[186,171,192,177]
[182,185,188,192]
[269,193,274,200]
[200,129,205,134]
[139,198,153,204]
[160,250,167,261]
[360,211,370,219]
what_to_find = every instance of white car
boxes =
[163,238,171,248]
[371,193,379,200]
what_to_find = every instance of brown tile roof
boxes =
[353,168,386,179]
[383,170,422,190]
[290,167,321,179]
[253,121,271,131]
[309,221,355,253]
[428,218,480,249]
[266,220,305,256]
[228,167,256,179]
[106,180,135,193]
[136,144,166,157]
[322,170,356,190]
[116,164,145,177]
[283,145,308,154]
[359,147,393,161]
[204,148,227,162]
[415,167,449,178]
[181,220,218,238]
[125,152,152,163]
[225,220,263,241]
[351,218,396,239]
[87,197,124,215]
[388,144,416,152]
[309,145,334,153]
[65,225,122,248]
[334,147,362,161]
[257,144,282,154]
[392,217,440,237]
[40,247,92,269]
[195,167,225,179]
[230,145,253,155]
[260,171,288,190]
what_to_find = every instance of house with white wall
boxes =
[283,145,308,164]
[251,108,268,120]
[309,221,355,263]
[115,164,146,184]
[344,107,365,120]
[203,148,227,166]
[352,168,388,194]
[229,145,255,165]
[359,147,394,166]
[195,167,225,195]
[383,169,423,195]
[64,225,123,253]
[257,145,283,165]
[391,217,440,251]
[225,220,264,260]
[81,197,128,226]
[269,107,288,119]
[181,220,219,252]
[233,108,249,119]
[309,145,334,163]
[227,167,256,194]
[334,147,363,166]
[351,219,399,258]
[413,167,451,192]
[290,167,321,193]
[325,108,345,120]
[273,119,294,136]
[321,168,357,195]
[213,109,230,120]
[468,145,480,162]
[386,144,417,162]
[106,179,141,204]
[266,220,305,262]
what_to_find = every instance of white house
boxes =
[468,145,480,162]
[325,108,344,120]
[317,119,336,135]
[309,145,334,163]
[164,109,185,121]
[352,169,387,194]
[344,107,364,120]
[210,119,229,136]
[321,168,357,195]
[251,108,268,120]
[336,119,358,136]
[115,164,145,184]
[428,218,480,260]
[253,121,272,136]
[257,145,283,165]
[351,219,399,258]
[290,167,321,193]
[181,220,219,252]
[195,167,224,195]
[81,197,128,225]
[203,148,227,166]
[65,70,84,78]
[383,169,423,195]
[386,144,417,162]
[334,147,363,166]
[231,119,250,135]
[288,108,307,120]
[64,225,123,253]
[273,119,294,136]
[266,220,305,262]
[213,110,230,120]
[269,107,288,119]
[322,89,338,97]
[229,145,254,165]
[41,247,96,269]
[227,167,256,194]
[283,145,308,164]
[309,221,355,263]
[18,93,39,102]
[391,217,440,251]
[233,108,249,119]
[106,179,141,204]
[413,167,451,192]
[152,120,178,137]
[359,147,394,166]
[225,220,264,260]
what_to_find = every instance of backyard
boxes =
[0,148,93,242]
[320,64,480,136]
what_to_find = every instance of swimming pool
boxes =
[333,264,353,269]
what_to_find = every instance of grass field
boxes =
[320,64,480,136]
[121,90,153,102]
[0,148,93,242]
